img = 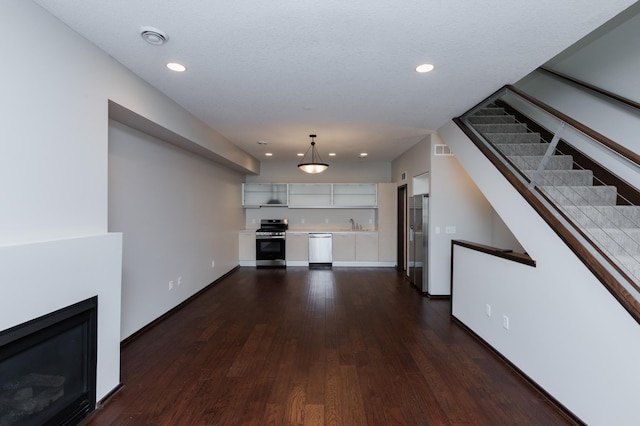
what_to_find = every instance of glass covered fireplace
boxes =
[0,297,97,425]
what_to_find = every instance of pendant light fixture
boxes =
[298,134,329,174]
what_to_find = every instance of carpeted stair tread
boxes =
[468,115,516,125]
[485,133,541,144]
[541,186,618,206]
[560,206,640,228]
[508,155,573,171]
[522,169,593,186]
[582,228,640,256]
[474,123,529,133]
[474,107,506,116]
[494,143,550,156]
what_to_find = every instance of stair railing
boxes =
[455,85,640,323]
[526,121,565,190]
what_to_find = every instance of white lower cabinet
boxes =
[239,231,255,261]
[286,233,309,261]
[332,233,355,261]
[355,233,379,261]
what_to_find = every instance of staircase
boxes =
[467,105,640,286]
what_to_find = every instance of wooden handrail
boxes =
[451,240,536,267]
[505,84,640,167]
[539,66,640,112]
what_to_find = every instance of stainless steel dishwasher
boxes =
[308,233,332,268]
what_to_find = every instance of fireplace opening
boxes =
[0,296,97,425]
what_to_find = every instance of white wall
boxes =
[428,133,495,295]
[109,121,244,339]
[2,1,109,245]
[452,242,640,425]
[491,213,525,252]
[545,1,640,104]
[391,136,431,197]
[1,2,256,248]
[442,119,640,425]
[0,0,255,402]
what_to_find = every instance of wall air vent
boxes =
[434,144,454,156]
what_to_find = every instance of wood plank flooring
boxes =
[84,267,575,425]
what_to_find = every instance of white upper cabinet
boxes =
[243,183,378,208]
[288,183,332,207]
[242,183,288,207]
[332,183,377,207]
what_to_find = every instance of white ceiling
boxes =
[33,0,635,164]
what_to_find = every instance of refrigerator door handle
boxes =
[409,225,414,241]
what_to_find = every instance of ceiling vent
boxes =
[140,27,168,45]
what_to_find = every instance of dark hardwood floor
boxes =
[84,267,574,425]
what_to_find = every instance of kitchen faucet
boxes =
[349,218,355,230]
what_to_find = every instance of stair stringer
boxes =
[439,120,640,425]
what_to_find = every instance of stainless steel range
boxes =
[255,219,288,267]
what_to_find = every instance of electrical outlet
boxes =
[301,218,305,224]
[503,315,510,330]
[178,276,182,286]
[169,281,174,290]
[486,304,492,317]
[435,226,441,234]
[445,226,456,234]
[211,260,215,269]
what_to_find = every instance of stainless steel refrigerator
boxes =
[409,194,429,293]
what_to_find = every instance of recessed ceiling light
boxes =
[329,153,336,156]
[415,63,435,73]
[297,153,304,157]
[166,62,186,72]
[265,152,273,156]
[360,153,368,157]
[257,140,268,145]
